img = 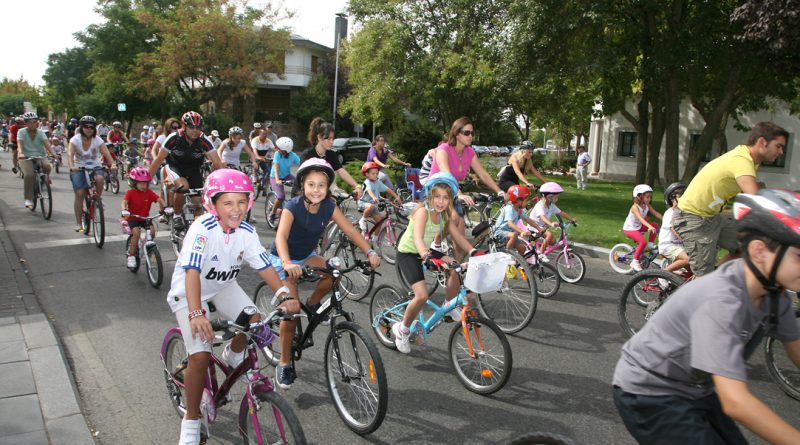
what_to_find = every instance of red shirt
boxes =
[108,129,124,144]
[124,188,160,221]
[9,123,22,142]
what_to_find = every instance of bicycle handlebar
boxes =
[210,307,304,334]
[301,257,374,279]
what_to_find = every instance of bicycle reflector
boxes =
[369,360,376,384]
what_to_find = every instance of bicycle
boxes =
[22,156,53,220]
[121,213,165,288]
[161,306,306,444]
[168,187,205,256]
[467,224,544,333]
[104,162,121,194]
[263,179,294,230]
[764,294,800,401]
[533,215,586,284]
[357,198,407,265]
[251,257,388,435]
[77,167,107,248]
[608,238,662,274]
[370,256,513,394]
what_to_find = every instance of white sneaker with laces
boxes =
[126,255,137,268]
[222,343,245,369]
[630,259,642,272]
[178,418,202,445]
[658,278,670,289]
[391,323,411,354]
[445,307,461,322]
[538,253,550,263]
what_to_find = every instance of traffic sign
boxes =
[117,103,126,112]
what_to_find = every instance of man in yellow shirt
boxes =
[673,122,787,276]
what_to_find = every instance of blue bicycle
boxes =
[369,260,512,394]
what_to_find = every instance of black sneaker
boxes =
[173,215,185,231]
[275,363,296,389]
[307,303,330,325]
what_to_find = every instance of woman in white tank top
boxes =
[217,127,262,169]
[67,116,116,232]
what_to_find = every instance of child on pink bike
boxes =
[529,182,578,257]
[492,184,544,256]
[169,169,287,445]
[623,184,662,271]
[121,167,169,268]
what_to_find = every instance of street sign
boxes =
[117,103,126,112]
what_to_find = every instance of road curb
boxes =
[570,241,611,259]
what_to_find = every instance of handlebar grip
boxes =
[210,319,229,331]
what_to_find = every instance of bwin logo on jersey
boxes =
[205,266,241,281]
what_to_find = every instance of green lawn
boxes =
[527,175,667,249]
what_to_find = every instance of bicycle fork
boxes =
[331,328,377,385]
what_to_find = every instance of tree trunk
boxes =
[634,96,649,183]
[683,64,741,181]
[663,74,681,183]
[646,99,665,185]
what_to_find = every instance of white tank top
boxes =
[623,203,649,231]
[220,139,247,166]
[251,137,274,159]
[70,134,103,168]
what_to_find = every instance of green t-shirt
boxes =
[18,128,47,158]
[398,207,444,254]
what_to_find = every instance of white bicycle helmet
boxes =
[632,184,653,198]
[276,137,293,152]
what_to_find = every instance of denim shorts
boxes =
[266,250,318,280]
[70,167,103,191]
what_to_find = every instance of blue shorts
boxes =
[70,167,103,191]
[266,250,318,280]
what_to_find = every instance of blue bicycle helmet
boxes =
[424,172,459,198]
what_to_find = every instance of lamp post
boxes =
[332,13,347,131]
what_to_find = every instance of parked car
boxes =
[473,145,489,156]
[496,146,510,156]
[330,137,372,164]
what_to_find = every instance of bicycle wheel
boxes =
[482,200,504,222]
[162,332,189,417]
[448,315,512,394]
[509,432,581,445]
[125,236,141,272]
[324,321,388,435]
[39,176,52,220]
[618,269,684,337]
[110,172,120,194]
[474,250,537,334]
[463,203,484,231]
[764,310,800,401]
[375,221,406,265]
[239,388,306,444]
[319,221,342,255]
[171,223,185,257]
[82,197,92,236]
[395,257,439,296]
[145,244,163,288]
[334,241,374,301]
[92,199,105,248]
[251,282,282,366]
[532,262,560,299]
[609,243,634,274]
[263,191,279,229]
[555,250,585,284]
[369,284,409,349]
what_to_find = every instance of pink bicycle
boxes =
[534,215,586,284]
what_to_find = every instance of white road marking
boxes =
[25,231,172,249]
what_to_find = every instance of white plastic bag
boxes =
[464,252,515,294]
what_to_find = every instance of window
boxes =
[761,133,791,168]
[311,55,319,74]
[618,131,637,157]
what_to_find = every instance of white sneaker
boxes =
[24,199,33,208]
[358,217,367,232]
[391,323,411,354]
[222,343,244,369]
[445,307,461,322]
[178,418,201,445]
[657,278,670,289]
[646,242,657,251]
[126,255,137,268]
[538,253,550,263]
[630,260,642,272]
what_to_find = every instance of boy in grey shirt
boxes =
[613,189,800,445]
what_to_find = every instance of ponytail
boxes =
[307,117,334,147]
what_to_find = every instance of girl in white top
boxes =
[67,116,116,232]
[217,127,262,169]
[658,183,690,275]
[622,184,663,271]
[529,182,577,251]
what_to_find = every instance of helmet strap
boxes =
[741,240,787,360]
[741,237,787,295]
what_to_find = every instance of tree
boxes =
[42,48,94,116]
[0,78,44,114]
[289,75,332,133]
[134,0,291,114]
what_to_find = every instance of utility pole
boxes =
[332,13,347,131]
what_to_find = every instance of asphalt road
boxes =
[0,150,796,444]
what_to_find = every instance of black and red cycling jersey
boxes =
[162,130,215,172]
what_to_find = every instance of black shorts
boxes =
[498,179,518,192]
[127,220,150,230]
[396,250,444,286]
[169,164,205,189]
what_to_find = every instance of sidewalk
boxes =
[0,217,94,444]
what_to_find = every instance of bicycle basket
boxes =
[464,252,515,294]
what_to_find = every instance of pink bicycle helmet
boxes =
[129,167,152,183]
[539,182,564,195]
[203,169,254,217]
[147,138,156,147]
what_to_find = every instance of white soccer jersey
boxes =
[167,214,272,312]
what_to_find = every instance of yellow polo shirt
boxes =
[678,145,757,217]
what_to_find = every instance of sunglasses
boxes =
[459,130,474,137]
[171,125,180,130]
[82,125,95,129]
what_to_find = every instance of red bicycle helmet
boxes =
[361,161,380,176]
[507,184,531,203]
[181,111,204,128]
[733,189,800,246]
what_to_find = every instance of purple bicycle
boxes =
[160,306,306,444]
